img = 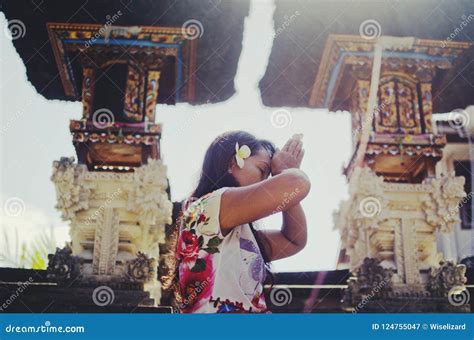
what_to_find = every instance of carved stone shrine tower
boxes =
[47,23,197,306]
[311,35,472,312]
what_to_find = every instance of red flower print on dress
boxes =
[177,230,199,263]
[179,254,214,312]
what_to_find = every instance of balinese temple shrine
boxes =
[259,0,474,312]
[0,0,250,312]
[1,0,473,314]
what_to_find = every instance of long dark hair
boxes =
[162,131,276,304]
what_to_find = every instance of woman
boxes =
[165,130,311,313]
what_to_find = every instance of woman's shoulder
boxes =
[180,187,230,237]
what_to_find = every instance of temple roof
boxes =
[259,0,474,111]
[1,0,250,104]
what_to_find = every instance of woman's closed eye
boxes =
[259,166,270,179]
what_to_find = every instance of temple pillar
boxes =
[45,23,196,307]
[316,35,472,312]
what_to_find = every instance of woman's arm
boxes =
[257,202,307,261]
[219,168,310,234]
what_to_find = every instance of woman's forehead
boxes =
[251,148,271,162]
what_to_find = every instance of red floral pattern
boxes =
[177,188,268,313]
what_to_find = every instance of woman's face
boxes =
[231,147,272,186]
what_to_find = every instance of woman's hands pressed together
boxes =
[271,133,305,176]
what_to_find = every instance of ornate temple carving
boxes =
[51,157,93,220]
[126,252,156,283]
[427,261,467,297]
[319,34,471,312]
[46,246,83,285]
[48,23,189,305]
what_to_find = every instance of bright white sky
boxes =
[0,0,352,272]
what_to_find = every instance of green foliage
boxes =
[1,226,57,269]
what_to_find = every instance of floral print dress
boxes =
[176,187,269,313]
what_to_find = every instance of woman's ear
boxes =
[228,158,237,173]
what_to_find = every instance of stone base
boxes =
[347,296,470,313]
[0,268,173,313]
